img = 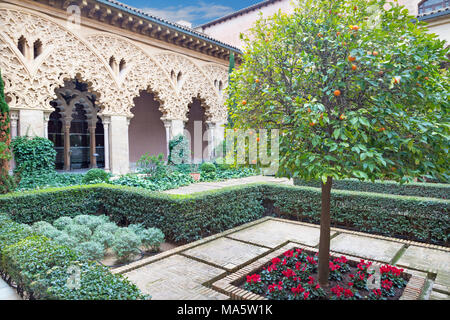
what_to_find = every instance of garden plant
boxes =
[228,0,449,287]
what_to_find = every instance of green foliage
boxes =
[64,223,92,242]
[17,172,84,191]
[136,153,167,178]
[73,214,108,232]
[139,228,165,252]
[293,178,450,199]
[228,0,449,184]
[0,170,17,194]
[75,241,105,261]
[11,136,57,176]
[1,235,78,293]
[34,261,148,300]
[0,183,448,245]
[91,230,115,248]
[168,134,191,165]
[53,216,73,231]
[0,215,147,300]
[0,70,9,115]
[32,221,63,239]
[200,162,216,173]
[81,169,111,184]
[112,228,141,262]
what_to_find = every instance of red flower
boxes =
[282,268,296,279]
[272,257,281,265]
[303,291,310,300]
[246,274,261,284]
[348,282,353,287]
[283,250,294,258]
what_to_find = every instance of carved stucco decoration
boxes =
[154,52,228,123]
[86,34,178,119]
[0,7,229,123]
[0,8,118,114]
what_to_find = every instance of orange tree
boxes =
[227,0,449,287]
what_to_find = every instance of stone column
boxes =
[102,116,111,172]
[9,110,19,171]
[206,122,216,160]
[109,115,130,175]
[43,112,51,139]
[89,125,97,168]
[19,109,44,137]
[163,120,171,160]
[63,120,71,171]
[170,119,185,137]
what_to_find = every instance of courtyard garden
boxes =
[0,0,449,303]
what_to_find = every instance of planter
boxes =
[213,243,426,300]
[190,172,201,181]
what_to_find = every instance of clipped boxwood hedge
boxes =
[0,215,148,300]
[293,178,449,199]
[0,183,448,246]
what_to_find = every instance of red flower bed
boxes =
[241,249,409,300]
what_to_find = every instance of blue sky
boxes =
[121,0,263,26]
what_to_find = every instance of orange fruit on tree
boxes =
[317,33,323,38]
[256,137,260,142]
[336,32,341,36]
[416,66,422,70]
[424,76,429,80]
[242,100,247,105]
[372,51,379,56]
[334,89,341,97]
[378,70,384,76]
[352,25,359,31]
[255,78,260,83]
[307,107,311,113]
[309,121,316,127]
[339,114,345,120]
[348,55,356,62]
[351,64,357,71]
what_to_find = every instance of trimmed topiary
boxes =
[139,228,165,252]
[64,223,92,242]
[82,168,111,184]
[75,241,105,261]
[91,229,115,248]
[53,216,73,231]
[112,228,141,262]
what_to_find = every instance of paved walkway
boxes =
[164,175,293,195]
[114,217,450,300]
[0,278,20,300]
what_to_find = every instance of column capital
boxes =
[10,110,19,121]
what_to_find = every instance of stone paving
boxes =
[118,217,450,300]
[163,175,292,195]
[0,278,20,300]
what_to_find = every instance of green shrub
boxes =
[200,162,216,173]
[0,183,448,245]
[53,232,77,248]
[139,228,165,252]
[11,136,56,176]
[75,241,105,261]
[17,172,84,191]
[64,223,92,242]
[82,169,110,184]
[0,171,17,194]
[293,178,450,200]
[73,214,107,231]
[34,261,148,300]
[91,230,115,248]
[112,228,141,262]
[136,153,167,178]
[95,222,119,235]
[1,235,77,294]
[53,217,73,231]
[0,216,147,300]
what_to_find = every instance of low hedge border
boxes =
[293,178,449,199]
[0,183,448,246]
[0,214,148,300]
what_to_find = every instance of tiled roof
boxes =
[417,6,450,20]
[96,0,242,53]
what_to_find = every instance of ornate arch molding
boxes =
[154,52,227,122]
[86,33,178,119]
[0,8,119,114]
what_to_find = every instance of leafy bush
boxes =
[53,232,77,248]
[35,261,148,300]
[53,217,73,231]
[1,235,78,293]
[82,169,110,184]
[293,178,450,200]
[91,230,115,248]
[0,183,448,245]
[64,223,92,242]
[73,215,108,231]
[112,228,141,262]
[0,216,148,300]
[11,136,56,176]
[136,153,167,178]
[168,134,190,165]
[0,171,17,194]
[139,228,165,252]
[95,222,119,235]
[200,162,216,173]
[75,241,105,261]
[17,172,84,191]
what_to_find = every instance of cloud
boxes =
[142,1,235,26]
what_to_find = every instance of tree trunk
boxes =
[318,176,332,287]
